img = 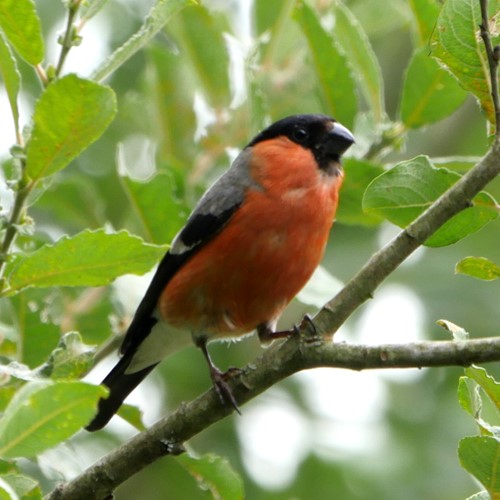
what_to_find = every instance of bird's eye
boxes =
[292,127,309,142]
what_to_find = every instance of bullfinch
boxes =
[86,114,354,431]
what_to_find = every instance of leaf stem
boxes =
[34,64,49,87]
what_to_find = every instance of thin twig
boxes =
[0,182,31,284]
[55,0,83,77]
[479,0,500,135]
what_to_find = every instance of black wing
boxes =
[120,148,257,355]
[120,206,240,354]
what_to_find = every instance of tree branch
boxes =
[46,336,500,500]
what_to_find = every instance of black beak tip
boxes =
[333,122,355,152]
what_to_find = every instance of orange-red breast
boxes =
[86,114,354,431]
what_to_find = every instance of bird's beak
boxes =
[326,122,355,157]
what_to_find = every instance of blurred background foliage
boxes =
[0,0,499,498]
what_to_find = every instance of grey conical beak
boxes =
[329,122,355,156]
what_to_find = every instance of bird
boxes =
[86,114,354,431]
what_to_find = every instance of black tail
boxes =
[85,355,159,432]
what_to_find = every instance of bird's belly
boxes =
[159,188,336,338]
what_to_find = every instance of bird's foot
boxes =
[196,336,242,414]
[209,365,241,415]
[299,313,318,337]
[257,314,317,344]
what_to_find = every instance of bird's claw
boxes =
[210,366,241,415]
[300,313,318,336]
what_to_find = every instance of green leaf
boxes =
[458,376,482,417]
[0,32,20,136]
[37,332,95,380]
[253,0,295,64]
[431,0,500,126]
[146,44,197,165]
[459,436,500,497]
[7,229,167,294]
[0,0,44,65]
[0,473,41,500]
[362,155,498,247]
[69,288,114,346]
[408,0,441,45]
[92,0,195,82]
[10,291,61,368]
[426,190,497,247]
[457,366,500,437]
[175,5,230,108]
[254,0,293,36]
[0,484,14,499]
[118,169,186,245]
[177,453,244,499]
[0,461,17,477]
[456,257,500,281]
[25,75,116,183]
[433,156,482,173]
[400,48,467,128]
[116,404,146,431]
[333,3,385,123]
[293,1,357,128]
[337,158,384,226]
[465,366,500,411]
[0,388,17,414]
[36,175,106,229]
[0,380,106,459]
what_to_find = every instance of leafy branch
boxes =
[0,0,94,288]
[0,0,189,293]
